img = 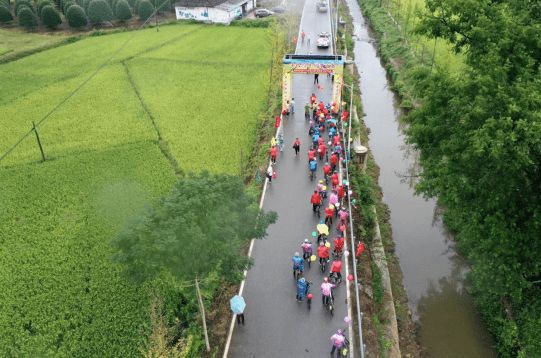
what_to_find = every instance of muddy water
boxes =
[343,1,499,357]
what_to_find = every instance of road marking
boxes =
[222,117,282,358]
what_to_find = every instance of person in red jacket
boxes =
[293,138,301,157]
[341,109,349,122]
[333,234,344,256]
[329,259,342,282]
[311,190,322,213]
[317,241,330,265]
[323,162,332,177]
[308,147,316,163]
[330,153,338,173]
[337,184,345,204]
[324,204,334,226]
[318,143,328,160]
[318,100,325,111]
[310,93,317,105]
[333,134,341,147]
[323,107,329,117]
[356,241,365,257]
[331,171,339,189]
[269,145,278,164]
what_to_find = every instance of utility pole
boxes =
[32,121,46,162]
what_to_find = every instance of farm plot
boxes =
[143,26,270,65]
[0,64,157,168]
[0,142,179,358]
[126,57,268,173]
[0,24,202,107]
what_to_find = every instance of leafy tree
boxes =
[136,0,152,20]
[110,171,278,284]
[17,6,38,27]
[407,0,541,302]
[0,5,13,22]
[87,0,112,23]
[111,0,117,14]
[125,0,134,9]
[37,0,51,17]
[14,0,33,15]
[115,0,130,20]
[66,4,86,27]
[83,0,90,12]
[134,0,140,13]
[41,5,62,26]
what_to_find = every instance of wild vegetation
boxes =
[358,0,541,356]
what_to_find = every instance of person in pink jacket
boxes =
[330,329,345,357]
[321,277,335,305]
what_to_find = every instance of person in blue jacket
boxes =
[292,252,305,277]
[296,277,308,301]
[309,158,318,178]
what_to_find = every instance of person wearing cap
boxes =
[296,277,308,301]
[337,184,345,205]
[310,93,317,105]
[329,190,338,209]
[312,132,320,148]
[309,158,318,179]
[308,147,317,163]
[318,100,325,111]
[311,190,322,213]
[329,125,336,140]
[291,98,295,113]
[317,242,330,265]
[330,329,345,357]
[334,143,342,155]
[305,102,311,118]
[324,204,334,226]
[333,134,341,147]
[269,145,278,164]
[313,102,318,118]
[323,162,332,179]
[292,252,305,277]
[321,277,335,305]
[333,234,345,256]
[317,180,325,197]
[330,259,343,283]
[293,138,301,156]
[277,134,284,152]
[331,171,339,189]
[301,239,313,261]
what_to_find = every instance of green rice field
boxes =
[0,22,272,357]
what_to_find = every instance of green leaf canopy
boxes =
[110,171,277,284]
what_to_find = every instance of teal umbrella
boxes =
[230,295,246,314]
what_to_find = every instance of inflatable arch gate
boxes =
[282,54,345,114]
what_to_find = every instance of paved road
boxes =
[227,1,349,357]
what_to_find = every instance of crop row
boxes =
[0,142,180,357]
[1,64,158,167]
[126,57,268,173]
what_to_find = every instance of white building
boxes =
[173,0,255,23]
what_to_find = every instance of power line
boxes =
[0,5,168,165]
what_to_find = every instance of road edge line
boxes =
[222,116,282,358]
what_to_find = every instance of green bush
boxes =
[133,0,140,12]
[14,0,33,14]
[62,0,74,14]
[137,0,152,20]
[0,5,13,22]
[111,0,117,14]
[17,5,37,26]
[41,4,61,26]
[87,0,112,23]
[154,0,169,12]
[115,0,130,20]
[83,0,90,12]
[37,0,51,17]
[66,3,87,27]
[125,0,133,8]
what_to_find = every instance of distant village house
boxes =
[173,0,255,23]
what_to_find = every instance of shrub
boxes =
[14,0,33,14]
[83,0,90,12]
[0,5,13,22]
[37,0,51,17]
[87,0,112,23]
[63,0,74,13]
[66,4,86,27]
[134,0,140,13]
[125,0,133,8]
[154,0,169,12]
[137,0,152,20]
[17,6,37,26]
[115,0,130,20]
[41,4,61,26]
[111,0,117,14]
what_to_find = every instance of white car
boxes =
[317,32,330,48]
